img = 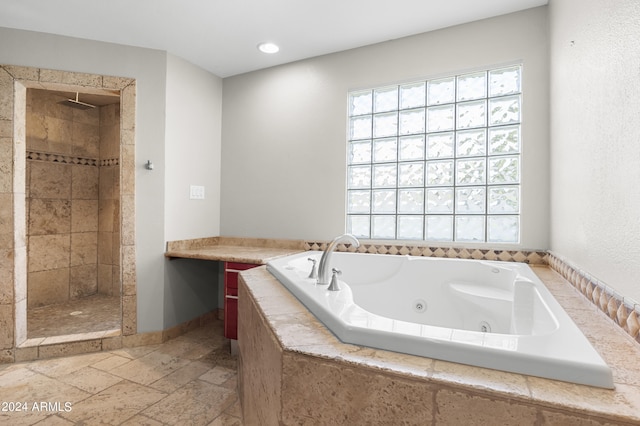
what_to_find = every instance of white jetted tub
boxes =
[266,251,614,389]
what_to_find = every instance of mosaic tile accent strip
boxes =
[27,150,98,166]
[26,151,119,167]
[547,251,640,345]
[303,241,548,264]
[100,158,119,166]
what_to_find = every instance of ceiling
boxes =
[0,0,547,78]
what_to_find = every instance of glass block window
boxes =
[347,65,521,243]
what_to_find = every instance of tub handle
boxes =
[307,258,318,279]
[328,268,342,291]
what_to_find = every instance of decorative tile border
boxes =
[547,251,640,344]
[27,150,97,166]
[304,241,549,264]
[26,150,119,167]
[100,158,119,166]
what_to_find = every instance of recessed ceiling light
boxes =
[257,42,280,54]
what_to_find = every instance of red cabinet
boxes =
[224,261,260,340]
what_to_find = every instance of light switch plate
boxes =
[190,185,205,200]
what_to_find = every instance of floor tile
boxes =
[208,412,244,426]
[200,365,236,385]
[143,379,236,425]
[0,320,244,425]
[0,364,38,386]
[156,336,217,361]
[89,354,132,372]
[149,360,212,394]
[120,413,165,425]
[33,415,75,425]
[58,380,166,424]
[26,351,111,378]
[57,366,123,394]
[0,368,91,425]
[224,398,243,418]
[110,344,162,360]
[108,351,190,385]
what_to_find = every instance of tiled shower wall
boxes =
[25,89,120,307]
[98,103,121,297]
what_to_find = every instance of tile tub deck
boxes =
[238,264,640,425]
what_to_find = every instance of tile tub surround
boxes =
[0,65,137,362]
[238,266,640,425]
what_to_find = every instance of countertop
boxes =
[164,236,305,264]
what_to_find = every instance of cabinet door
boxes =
[224,296,238,340]
[224,262,260,339]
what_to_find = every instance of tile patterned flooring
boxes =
[28,294,121,338]
[0,320,243,425]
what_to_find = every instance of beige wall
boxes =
[25,89,120,307]
[549,0,640,302]
[221,7,550,249]
[164,54,222,241]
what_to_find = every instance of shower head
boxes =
[58,92,96,110]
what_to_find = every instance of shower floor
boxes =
[27,294,121,339]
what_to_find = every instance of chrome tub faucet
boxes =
[317,234,360,285]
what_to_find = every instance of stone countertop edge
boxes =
[239,265,640,424]
[164,236,306,264]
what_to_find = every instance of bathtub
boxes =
[266,251,614,389]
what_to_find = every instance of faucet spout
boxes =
[317,234,360,285]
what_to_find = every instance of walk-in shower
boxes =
[25,88,121,338]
